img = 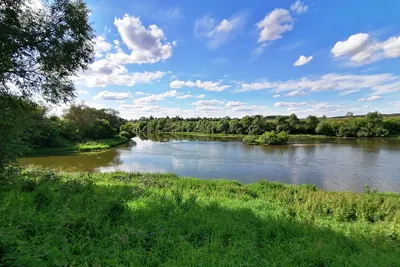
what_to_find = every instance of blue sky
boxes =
[69,0,400,119]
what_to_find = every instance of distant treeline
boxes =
[121,112,400,138]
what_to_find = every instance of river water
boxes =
[18,134,400,192]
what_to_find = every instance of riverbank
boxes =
[170,132,400,140]
[26,137,130,155]
[1,167,399,266]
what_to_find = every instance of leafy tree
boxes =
[0,0,94,103]
[315,121,334,136]
[258,131,289,145]
[0,0,94,170]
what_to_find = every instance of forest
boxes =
[121,112,400,138]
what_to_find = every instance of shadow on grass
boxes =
[0,173,399,266]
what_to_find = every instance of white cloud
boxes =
[196,94,206,99]
[75,59,165,87]
[176,94,193,99]
[338,89,360,96]
[285,90,309,96]
[290,0,308,14]
[382,36,400,58]
[239,72,400,95]
[273,94,280,98]
[192,100,225,106]
[293,55,313,66]
[358,95,383,101]
[274,102,308,107]
[93,36,112,57]
[94,91,132,101]
[134,90,177,105]
[170,80,186,89]
[170,80,230,92]
[134,92,147,96]
[77,90,89,95]
[331,33,400,64]
[225,101,245,108]
[108,15,173,64]
[256,9,293,43]
[194,13,246,48]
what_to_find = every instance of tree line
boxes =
[1,98,127,164]
[121,112,400,137]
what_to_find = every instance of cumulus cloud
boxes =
[94,91,132,100]
[293,55,313,66]
[238,72,400,95]
[170,80,230,92]
[93,36,112,57]
[195,94,206,99]
[273,94,280,98]
[290,0,308,14]
[285,90,309,96]
[75,59,165,87]
[192,100,225,106]
[256,9,293,43]
[331,33,400,64]
[382,36,400,58]
[358,95,383,101]
[194,13,246,48]
[274,102,308,107]
[107,15,173,64]
[176,94,193,99]
[134,90,177,105]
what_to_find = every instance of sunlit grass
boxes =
[1,167,399,266]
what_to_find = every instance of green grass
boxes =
[29,137,129,155]
[1,167,399,266]
[77,137,129,152]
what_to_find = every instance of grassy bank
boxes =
[27,137,130,155]
[1,167,399,266]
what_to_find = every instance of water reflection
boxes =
[18,134,400,192]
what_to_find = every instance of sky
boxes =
[64,0,400,119]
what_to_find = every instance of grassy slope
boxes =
[1,168,399,266]
[29,137,129,155]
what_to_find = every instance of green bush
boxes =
[242,135,259,145]
[119,131,132,139]
[258,131,289,145]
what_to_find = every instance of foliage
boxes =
[258,131,289,145]
[121,112,398,139]
[0,167,399,266]
[0,0,94,170]
[0,0,94,103]
[119,131,133,139]
[242,135,259,145]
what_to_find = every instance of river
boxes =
[18,133,400,192]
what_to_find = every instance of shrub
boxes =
[242,135,259,145]
[119,131,132,139]
[258,131,289,145]
[315,121,334,136]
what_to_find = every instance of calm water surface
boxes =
[19,134,400,192]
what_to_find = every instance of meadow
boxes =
[1,167,399,266]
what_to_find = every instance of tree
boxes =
[346,112,354,117]
[0,0,94,103]
[0,0,94,170]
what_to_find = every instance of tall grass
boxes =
[0,167,399,266]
